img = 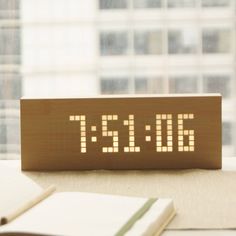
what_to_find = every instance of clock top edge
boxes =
[20,93,221,101]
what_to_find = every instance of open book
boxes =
[0,164,175,236]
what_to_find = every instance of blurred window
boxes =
[168,29,198,54]
[100,31,128,55]
[169,76,198,93]
[99,0,127,9]
[168,0,196,8]
[100,78,130,94]
[134,0,162,8]
[202,29,230,53]
[134,30,163,55]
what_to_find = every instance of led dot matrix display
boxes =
[156,114,173,152]
[21,95,222,170]
[68,113,195,154]
[178,114,195,152]
[123,115,140,153]
[69,115,86,153]
[101,115,119,153]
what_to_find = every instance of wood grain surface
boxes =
[20,94,221,170]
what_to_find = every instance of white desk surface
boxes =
[1,158,236,236]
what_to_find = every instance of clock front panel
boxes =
[21,95,221,170]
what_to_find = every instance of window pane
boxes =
[99,0,127,9]
[168,0,196,8]
[0,0,20,158]
[203,75,230,98]
[135,77,163,93]
[100,31,128,55]
[222,122,232,145]
[0,123,7,144]
[0,0,19,10]
[169,76,198,93]
[168,29,198,54]
[0,120,20,154]
[0,27,21,55]
[100,78,129,94]
[134,31,162,55]
[0,0,19,19]
[0,26,21,64]
[202,29,230,53]
[6,118,19,145]
[0,101,20,156]
[134,0,162,8]
[0,73,21,99]
[202,0,230,7]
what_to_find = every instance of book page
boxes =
[0,192,150,236]
[0,164,42,222]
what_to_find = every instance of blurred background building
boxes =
[0,0,235,159]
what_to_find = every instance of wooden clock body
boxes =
[21,94,221,170]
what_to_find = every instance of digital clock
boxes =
[20,94,221,170]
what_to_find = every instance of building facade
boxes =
[0,0,235,158]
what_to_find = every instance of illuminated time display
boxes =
[68,113,195,154]
[20,94,221,170]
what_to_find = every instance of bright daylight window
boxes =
[0,0,235,159]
